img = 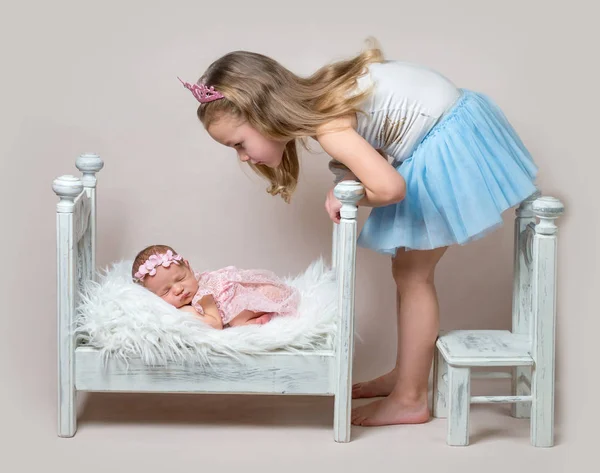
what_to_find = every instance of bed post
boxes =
[332,180,364,443]
[53,174,84,438]
[530,196,563,447]
[75,153,104,282]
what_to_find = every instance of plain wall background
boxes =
[1,0,597,470]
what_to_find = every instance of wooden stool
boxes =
[432,192,565,447]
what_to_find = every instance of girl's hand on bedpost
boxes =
[325,187,343,223]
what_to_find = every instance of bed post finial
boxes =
[334,180,364,219]
[532,196,564,234]
[75,153,104,188]
[53,175,83,213]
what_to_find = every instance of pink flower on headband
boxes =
[178,77,225,103]
[134,250,183,281]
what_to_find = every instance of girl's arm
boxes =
[316,117,406,207]
[331,148,387,182]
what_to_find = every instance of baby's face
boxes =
[143,262,199,308]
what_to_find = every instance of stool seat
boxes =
[436,330,533,367]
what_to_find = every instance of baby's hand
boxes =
[179,305,200,316]
[179,302,223,330]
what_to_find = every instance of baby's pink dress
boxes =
[191,266,300,325]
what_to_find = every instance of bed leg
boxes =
[332,181,364,443]
[53,175,83,437]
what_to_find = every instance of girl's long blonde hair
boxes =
[196,38,384,202]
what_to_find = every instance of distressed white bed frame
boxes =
[53,153,365,441]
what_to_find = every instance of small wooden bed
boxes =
[53,153,365,442]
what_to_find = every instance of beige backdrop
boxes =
[1,0,597,471]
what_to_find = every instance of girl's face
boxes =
[143,262,199,308]
[207,115,287,168]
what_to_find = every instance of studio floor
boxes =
[7,384,565,473]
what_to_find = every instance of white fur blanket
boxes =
[76,258,338,366]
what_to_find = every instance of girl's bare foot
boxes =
[351,392,430,426]
[352,369,397,399]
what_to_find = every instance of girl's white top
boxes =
[352,60,461,164]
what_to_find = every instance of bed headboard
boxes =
[53,153,104,343]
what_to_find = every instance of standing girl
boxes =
[179,39,538,426]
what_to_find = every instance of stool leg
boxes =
[432,348,448,418]
[512,195,536,419]
[512,366,532,418]
[447,366,470,446]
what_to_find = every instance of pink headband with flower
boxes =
[134,250,183,281]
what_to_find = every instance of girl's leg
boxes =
[351,289,400,399]
[351,246,447,426]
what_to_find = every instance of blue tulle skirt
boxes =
[358,89,538,255]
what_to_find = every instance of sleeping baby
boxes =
[132,245,299,329]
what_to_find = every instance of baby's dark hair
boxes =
[132,244,181,283]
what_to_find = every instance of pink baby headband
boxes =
[178,77,225,103]
[134,250,183,281]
